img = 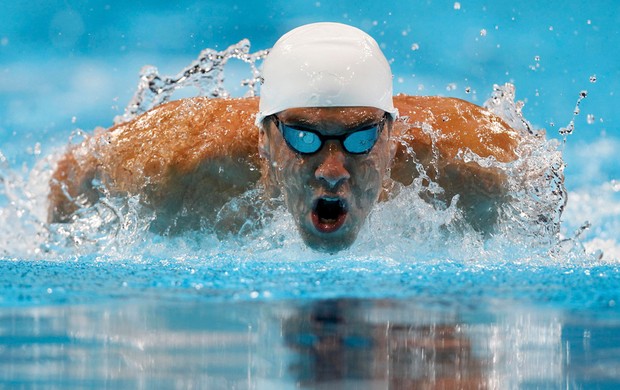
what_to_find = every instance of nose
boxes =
[315,142,351,189]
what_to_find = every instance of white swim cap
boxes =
[256,22,398,126]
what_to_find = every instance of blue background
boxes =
[0,0,618,188]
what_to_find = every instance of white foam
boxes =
[562,181,620,262]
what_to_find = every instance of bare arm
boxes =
[48,97,263,227]
[391,95,521,231]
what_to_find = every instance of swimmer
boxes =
[49,22,520,253]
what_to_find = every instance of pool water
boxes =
[2,251,619,388]
[1,1,619,388]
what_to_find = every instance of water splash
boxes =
[0,151,55,258]
[114,39,269,125]
[352,84,571,263]
[0,44,611,266]
[483,83,537,136]
[558,90,588,138]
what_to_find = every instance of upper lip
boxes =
[313,194,349,208]
[317,195,347,204]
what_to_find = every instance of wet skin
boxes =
[259,107,394,253]
[48,95,522,252]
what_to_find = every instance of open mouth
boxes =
[311,197,348,233]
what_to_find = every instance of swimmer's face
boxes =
[259,107,394,253]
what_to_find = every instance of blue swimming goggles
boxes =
[274,115,387,155]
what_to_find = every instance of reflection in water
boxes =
[281,299,486,388]
[279,300,567,389]
[1,299,618,388]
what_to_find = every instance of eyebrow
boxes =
[279,115,385,132]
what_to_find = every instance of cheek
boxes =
[352,161,382,208]
[269,140,294,181]
[351,148,391,202]
[271,148,311,206]
[276,153,302,185]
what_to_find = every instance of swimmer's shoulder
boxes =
[49,96,263,225]
[391,95,520,232]
[393,94,520,162]
[107,96,259,147]
[101,96,261,176]
[53,96,262,203]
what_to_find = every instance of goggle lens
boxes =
[342,127,380,154]
[277,118,384,155]
[281,127,322,154]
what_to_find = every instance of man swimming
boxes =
[48,22,520,253]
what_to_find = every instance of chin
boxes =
[298,226,359,254]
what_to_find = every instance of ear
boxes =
[258,123,271,160]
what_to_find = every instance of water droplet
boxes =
[580,90,588,98]
[534,55,540,61]
[587,114,595,124]
[589,74,597,83]
[411,43,420,51]
[446,83,457,91]
[71,116,77,124]
[401,30,408,36]
[250,291,259,299]
[453,2,461,10]
[480,29,487,37]
[372,20,378,26]
[549,26,554,31]
[397,77,404,83]
[559,121,574,135]
[465,86,471,93]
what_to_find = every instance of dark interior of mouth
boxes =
[315,198,346,223]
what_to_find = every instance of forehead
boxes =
[276,107,385,129]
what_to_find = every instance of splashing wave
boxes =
[0,40,611,268]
